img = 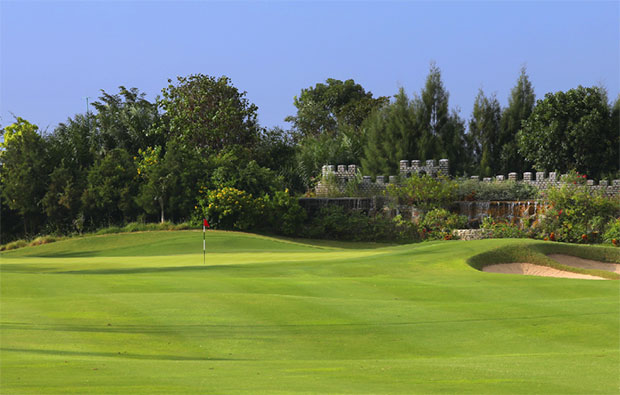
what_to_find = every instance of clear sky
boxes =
[1,1,618,132]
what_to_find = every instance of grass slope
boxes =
[1,231,618,394]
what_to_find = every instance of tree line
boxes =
[1,65,618,241]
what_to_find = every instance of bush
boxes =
[386,174,457,211]
[2,239,28,251]
[480,217,528,239]
[457,179,539,201]
[95,226,123,235]
[303,206,420,243]
[196,187,259,231]
[537,172,620,243]
[603,218,620,247]
[29,235,60,246]
[420,208,467,240]
[262,190,307,236]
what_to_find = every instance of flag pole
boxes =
[203,221,206,265]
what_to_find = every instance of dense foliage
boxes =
[456,179,539,201]
[1,67,618,245]
[385,174,457,211]
[535,173,620,244]
[518,86,618,179]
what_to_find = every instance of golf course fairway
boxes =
[1,231,618,394]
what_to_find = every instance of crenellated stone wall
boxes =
[470,171,620,197]
[315,159,620,197]
[399,159,449,177]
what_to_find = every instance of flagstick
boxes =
[203,223,206,265]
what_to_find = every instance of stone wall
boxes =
[316,159,620,197]
[470,171,620,197]
[316,159,449,196]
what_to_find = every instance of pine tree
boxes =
[469,89,502,177]
[361,89,416,176]
[499,67,535,174]
[415,62,448,160]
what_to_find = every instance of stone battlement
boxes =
[316,159,620,197]
[469,171,620,197]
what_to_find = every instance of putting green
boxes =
[1,231,618,393]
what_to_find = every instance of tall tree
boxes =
[469,89,502,177]
[159,74,259,153]
[91,86,161,156]
[286,78,388,137]
[361,88,417,176]
[0,118,50,235]
[81,148,139,226]
[415,62,449,161]
[499,67,535,174]
[518,86,616,178]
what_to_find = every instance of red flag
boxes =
[203,219,210,228]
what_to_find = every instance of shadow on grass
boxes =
[0,347,243,361]
[2,311,612,335]
[17,251,99,258]
[56,264,248,275]
[254,232,398,250]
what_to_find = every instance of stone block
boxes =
[376,176,385,184]
[586,180,594,186]
[426,159,436,167]
[337,165,346,173]
[411,160,421,167]
[508,172,517,181]
[471,176,479,180]
[348,165,356,173]
[613,180,620,187]
[536,172,545,181]
[483,177,492,182]
[399,160,409,170]
[362,176,372,183]
[523,172,532,181]
[496,175,505,181]
[548,172,557,180]
[327,165,335,173]
[439,159,449,173]
[600,180,609,187]
[389,176,398,184]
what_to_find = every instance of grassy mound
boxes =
[468,242,620,280]
[1,233,618,393]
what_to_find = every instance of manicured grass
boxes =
[1,232,618,393]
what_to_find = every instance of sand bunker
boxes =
[547,254,620,274]
[482,263,605,280]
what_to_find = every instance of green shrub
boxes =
[303,206,420,243]
[96,226,122,235]
[29,235,60,246]
[603,218,620,246]
[420,208,467,240]
[386,174,457,211]
[172,222,192,230]
[480,217,528,239]
[262,190,307,236]
[122,222,149,232]
[196,187,259,231]
[537,174,619,243]
[457,179,539,201]
[3,239,28,251]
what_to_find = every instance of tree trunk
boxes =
[159,197,165,223]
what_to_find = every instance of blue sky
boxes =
[1,1,618,132]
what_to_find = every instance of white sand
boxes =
[547,254,620,274]
[482,263,605,280]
